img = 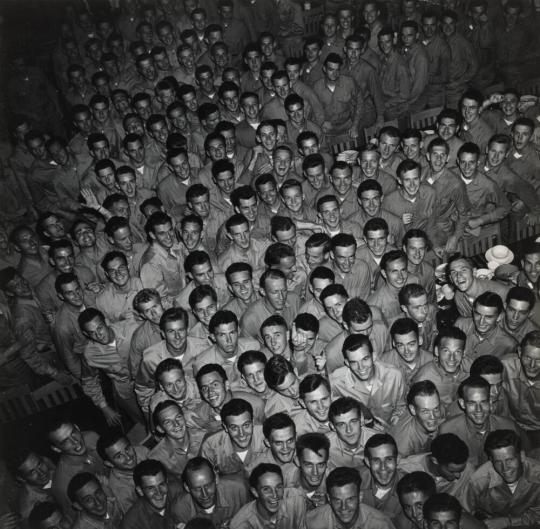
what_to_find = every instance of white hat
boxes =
[485,245,514,266]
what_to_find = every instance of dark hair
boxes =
[473,291,504,314]
[133,459,166,488]
[196,363,227,387]
[397,471,436,498]
[221,398,253,423]
[434,326,466,349]
[249,463,282,489]
[67,472,99,503]
[182,456,215,486]
[407,380,438,407]
[430,433,469,465]
[342,298,372,325]
[326,467,362,492]
[470,355,504,376]
[484,429,521,455]
[154,358,184,385]
[380,250,407,271]
[264,355,295,389]
[263,412,296,439]
[457,375,490,399]
[423,493,462,521]
[299,374,330,399]
[97,429,127,462]
[296,432,330,460]
[506,286,535,310]
[342,334,373,360]
[365,433,398,459]
[390,318,419,338]
[329,397,363,423]
[159,307,189,331]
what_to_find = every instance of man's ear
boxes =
[457,398,465,411]
[408,403,417,417]
[209,333,217,345]
[263,438,270,449]
[104,460,114,468]
[221,421,228,433]
[259,287,266,297]
[50,444,61,454]
[135,486,144,498]
[250,487,259,499]
[72,501,83,512]
[381,269,387,281]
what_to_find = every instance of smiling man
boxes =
[306,467,395,529]
[331,333,406,426]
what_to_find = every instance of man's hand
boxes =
[484,518,509,529]
[102,405,122,426]
[80,188,100,209]
[0,513,20,529]
[402,213,413,225]
[54,371,75,386]
[467,217,483,230]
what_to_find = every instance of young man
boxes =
[331,334,406,426]
[263,356,304,419]
[148,401,206,482]
[455,292,518,360]
[79,308,141,426]
[466,429,540,523]
[170,457,249,527]
[306,467,395,529]
[412,327,470,409]
[327,397,378,471]
[253,413,297,473]
[499,286,539,343]
[439,376,524,467]
[230,463,307,529]
[360,434,405,518]
[96,430,148,512]
[223,262,258,317]
[367,250,419,324]
[199,398,267,478]
[294,375,333,436]
[390,381,443,458]
[382,318,432,387]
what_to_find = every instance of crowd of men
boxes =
[2,0,540,528]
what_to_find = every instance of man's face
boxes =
[366,444,397,487]
[178,49,195,70]
[427,146,449,172]
[272,77,290,100]
[299,448,328,488]
[319,200,341,229]
[104,438,137,471]
[435,337,464,374]
[125,139,145,165]
[18,453,53,487]
[401,490,428,527]
[197,71,215,94]
[241,96,260,121]
[274,372,299,398]
[137,298,163,324]
[49,423,86,456]
[490,445,524,484]
[267,426,295,463]
[378,33,394,55]
[303,384,331,423]
[345,40,362,63]
[310,278,332,302]
[199,371,228,409]
[401,26,418,47]
[96,166,115,189]
[159,368,187,401]
[346,345,374,381]
[487,141,509,168]
[424,510,460,529]
[254,33,273,56]
[138,59,157,81]
[365,229,387,257]
[300,137,320,156]
[405,237,426,265]
[137,472,168,510]
[520,344,540,380]
[393,331,420,364]
[74,480,108,518]
[149,120,169,145]
[48,142,70,166]
[82,316,112,345]
[193,296,217,326]
[91,102,109,124]
[460,386,490,427]
[502,93,518,117]
[181,91,198,112]
[224,411,253,450]
[42,215,66,240]
[73,111,93,134]
[322,16,337,37]
[323,293,347,323]
[242,361,267,394]
[513,124,532,151]
[169,152,191,181]
[189,193,210,218]
[281,186,303,213]
[157,405,187,441]
[404,294,429,323]
[116,172,137,198]
[274,150,293,178]
[402,137,422,160]
[258,125,277,152]
[151,222,175,249]
[227,270,254,302]
[504,6,520,29]
[473,303,500,335]
[105,256,130,288]
[461,97,480,124]
[28,137,48,161]
[382,257,408,289]
[163,318,188,354]
[441,16,456,37]
[399,168,421,198]
[379,133,399,159]
[363,2,379,23]
[359,189,382,217]
[253,472,284,515]
[448,258,474,292]
[324,60,341,83]
[181,222,202,252]
[192,12,207,31]
[235,197,257,224]
[261,68,275,90]
[277,256,297,281]
[522,251,540,284]
[213,322,239,356]
[333,244,356,273]
[410,393,442,433]
[304,164,326,191]
[330,168,352,196]
[59,280,84,308]
[5,274,32,298]
[157,25,174,46]
[214,169,234,195]
[262,324,288,356]
[481,372,503,408]
[360,151,379,178]
[328,484,360,527]
[73,222,96,249]
[306,244,329,269]
[69,69,86,89]
[51,247,75,274]
[168,108,188,132]
[221,90,239,114]
[245,50,261,72]
[331,408,362,447]
[228,222,250,250]
[304,43,321,64]
[186,467,217,510]
[437,118,458,142]
[274,227,297,249]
